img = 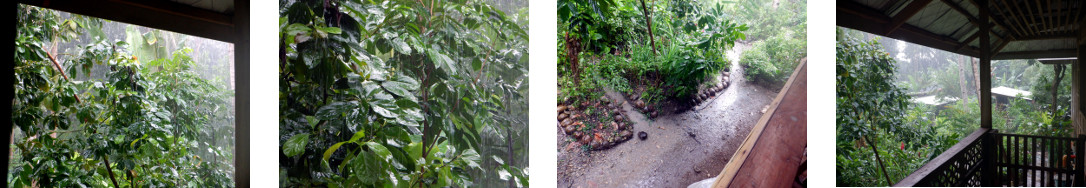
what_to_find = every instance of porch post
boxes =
[1077,28,1086,136]
[978,0,992,129]
[1076,27,1086,185]
[976,1,995,185]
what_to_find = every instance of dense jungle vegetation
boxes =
[836,28,1074,186]
[556,0,804,108]
[278,0,529,187]
[10,5,236,187]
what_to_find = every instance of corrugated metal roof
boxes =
[839,0,1084,60]
[991,86,1032,99]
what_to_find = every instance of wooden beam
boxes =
[956,31,981,51]
[838,0,981,57]
[940,0,977,24]
[993,49,1079,60]
[1005,0,1038,36]
[1076,31,1086,138]
[990,38,1011,57]
[3,2,15,184]
[1014,33,1077,41]
[941,0,1021,40]
[979,0,992,129]
[232,0,249,187]
[17,0,236,43]
[713,60,807,188]
[887,0,934,35]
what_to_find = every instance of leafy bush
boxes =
[279,0,529,187]
[835,28,917,186]
[558,0,746,103]
[741,34,806,89]
[11,5,235,187]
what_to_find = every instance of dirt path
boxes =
[557,43,778,188]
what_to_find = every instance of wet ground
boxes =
[556,43,778,188]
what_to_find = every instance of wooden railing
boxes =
[895,128,990,186]
[895,128,1086,187]
[993,133,1084,186]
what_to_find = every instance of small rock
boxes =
[635,100,646,109]
[564,125,576,134]
[621,130,633,139]
[557,105,568,113]
[560,118,573,127]
[722,82,729,89]
[615,115,625,122]
[611,122,620,131]
[557,113,568,121]
[650,111,658,118]
[638,131,648,140]
[723,77,730,83]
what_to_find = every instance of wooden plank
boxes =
[887,0,934,35]
[993,49,1078,60]
[17,0,237,43]
[712,60,806,188]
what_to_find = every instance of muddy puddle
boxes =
[557,43,779,187]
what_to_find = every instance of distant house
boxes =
[911,95,957,109]
[991,86,1031,105]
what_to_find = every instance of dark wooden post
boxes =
[983,129,998,186]
[1077,29,1086,186]
[978,0,992,129]
[4,2,16,185]
[233,0,250,187]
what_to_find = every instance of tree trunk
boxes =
[103,157,121,188]
[506,126,515,188]
[864,135,894,186]
[958,55,972,98]
[638,0,657,55]
[1053,65,1066,116]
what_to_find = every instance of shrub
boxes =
[741,34,806,89]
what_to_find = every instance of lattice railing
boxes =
[895,128,1085,187]
[992,133,1082,187]
[896,129,987,186]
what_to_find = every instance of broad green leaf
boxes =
[323,141,347,162]
[371,104,396,118]
[428,48,457,74]
[282,133,310,157]
[317,26,342,34]
[381,81,411,97]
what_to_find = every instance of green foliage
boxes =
[740,34,806,89]
[835,28,919,186]
[730,0,806,41]
[278,0,529,187]
[11,5,235,187]
[835,29,913,143]
[558,0,747,103]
